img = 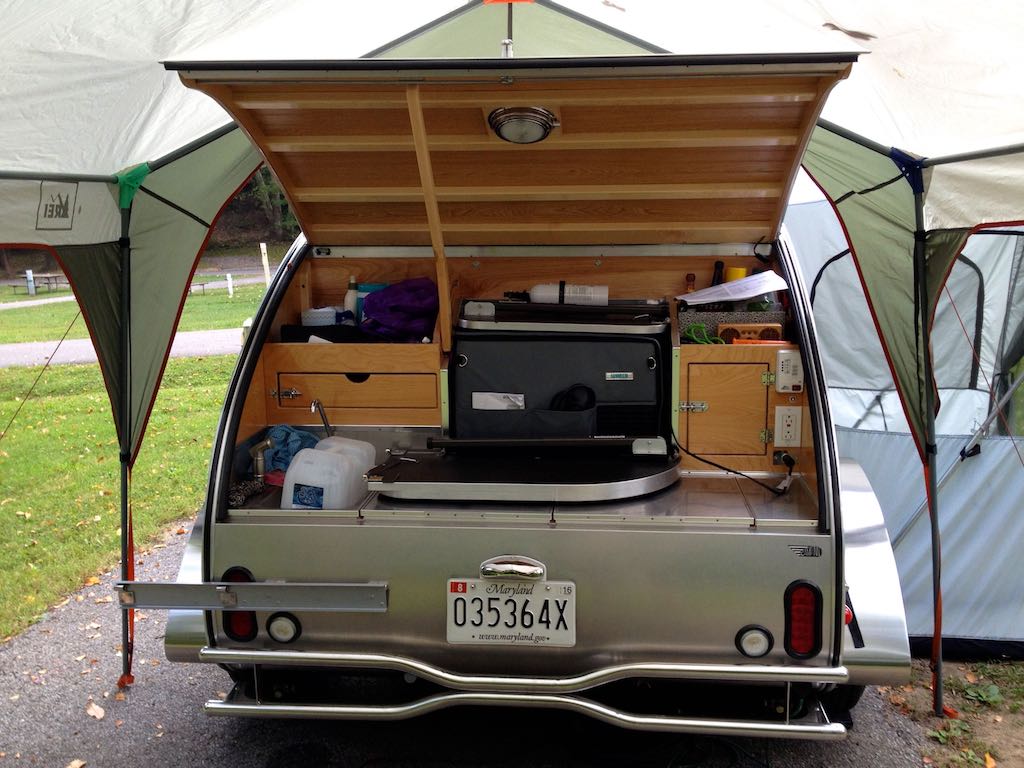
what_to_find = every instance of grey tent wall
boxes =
[839,428,1024,657]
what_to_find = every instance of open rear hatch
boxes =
[168,53,853,333]
[168,54,853,502]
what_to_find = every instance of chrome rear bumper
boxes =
[199,647,848,691]
[199,647,849,739]
[206,690,846,740]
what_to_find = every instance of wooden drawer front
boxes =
[277,373,437,409]
[685,362,768,456]
[263,343,440,375]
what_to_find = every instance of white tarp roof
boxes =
[5,1,1022,177]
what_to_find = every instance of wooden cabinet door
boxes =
[685,361,768,455]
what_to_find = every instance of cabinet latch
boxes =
[761,372,776,387]
[760,428,774,444]
[271,387,302,400]
[680,401,709,413]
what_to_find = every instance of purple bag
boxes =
[360,277,439,342]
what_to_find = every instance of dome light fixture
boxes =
[487,106,559,144]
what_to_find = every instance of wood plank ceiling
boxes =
[177,60,850,248]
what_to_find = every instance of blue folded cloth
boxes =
[263,425,319,471]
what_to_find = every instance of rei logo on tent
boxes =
[36,181,77,230]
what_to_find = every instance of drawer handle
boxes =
[345,373,371,384]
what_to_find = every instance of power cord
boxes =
[670,423,793,497]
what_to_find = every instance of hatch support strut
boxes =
[406,85,453,352]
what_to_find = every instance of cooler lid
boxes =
[167,55,854,247]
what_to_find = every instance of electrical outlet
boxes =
[774,406,802,448]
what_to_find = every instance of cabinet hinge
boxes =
[760,428,774,444]
[680,401,709,413]
[761,372,776,387]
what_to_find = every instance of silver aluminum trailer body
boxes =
[128,53,910,738]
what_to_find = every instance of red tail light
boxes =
[784,580,822,658]
[222,567,258,642]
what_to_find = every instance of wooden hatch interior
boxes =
[172,56,852,351]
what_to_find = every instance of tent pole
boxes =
[914,187,944,716]
[118,207,133,685]
[816,118,894,158]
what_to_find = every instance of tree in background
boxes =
[208,165,298,247]
[1,246,59,279]
[248,167,298,242]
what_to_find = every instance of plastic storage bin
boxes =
[281,448,364,510]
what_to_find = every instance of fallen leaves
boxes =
[985,753,997,768]
[84,576,101,586]
[85,700,105,720]
[66,760,87,768]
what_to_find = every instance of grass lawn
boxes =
[0,282,267,344]
[0,355,237,639]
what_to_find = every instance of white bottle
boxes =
[281,448,364,510]
[315,436,376,504]
[342,275,358,325]
[528,282,609,306]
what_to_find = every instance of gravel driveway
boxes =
[0,524,926,767]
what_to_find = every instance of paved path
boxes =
[0,328,242,368]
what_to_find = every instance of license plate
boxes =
[446,578,576,647]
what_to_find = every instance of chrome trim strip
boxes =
[204,692,846,740]
[118,581,388,612]
[198,647,848,691]
[457,319,667,334]
[368,465,681,502]
[310,244,762,259]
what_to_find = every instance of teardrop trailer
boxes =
[118,53,911,738]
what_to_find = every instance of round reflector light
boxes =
[735,625,773,658]
[267,612,301,644]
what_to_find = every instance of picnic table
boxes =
[7,271,70,294]
[36,272,70,291]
